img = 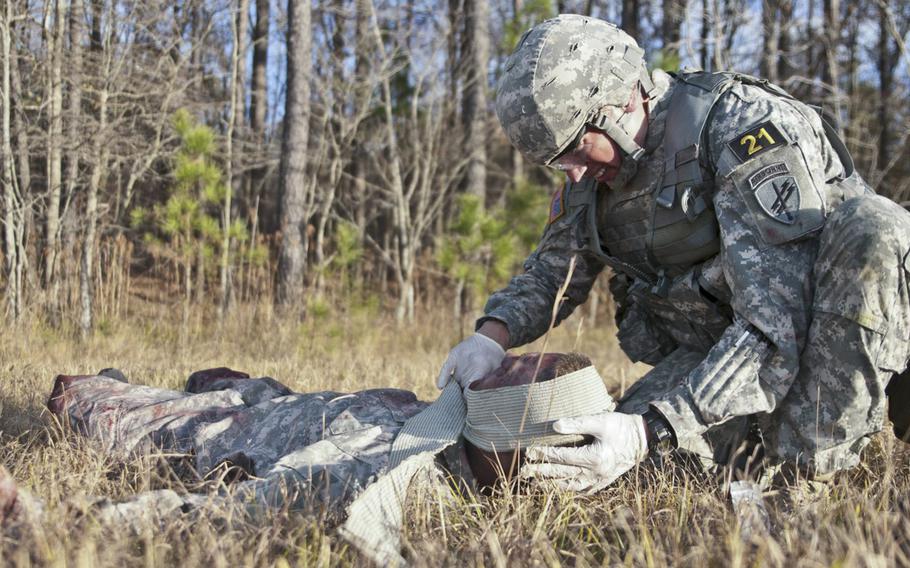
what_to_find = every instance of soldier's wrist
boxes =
[477,320,511,350]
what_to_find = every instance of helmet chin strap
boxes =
[587,60,655,162]
[596,117,646,161]
[588,84,650,162]
[588,79,653,190]
[596,113,643,190]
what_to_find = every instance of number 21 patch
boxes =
[727,121,786,163]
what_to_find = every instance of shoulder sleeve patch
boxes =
[728,143,825,247]
[548,186,566,225]
[726,121,787,164]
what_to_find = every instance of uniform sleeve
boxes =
[651,83,845,451]
[477,182,606,348]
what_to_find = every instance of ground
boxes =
[1,296,909,566]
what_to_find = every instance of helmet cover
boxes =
[495,15,649,165]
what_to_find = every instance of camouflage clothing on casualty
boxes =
[48,368,430,513]
[483,14,910,474]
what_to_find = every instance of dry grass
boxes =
[1,296,910,567]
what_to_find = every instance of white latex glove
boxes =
[436,333,506,389]
[522,412,648,493]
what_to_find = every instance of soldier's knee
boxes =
[813,195,910,356]
[818,195,910,268]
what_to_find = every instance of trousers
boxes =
[619,195,910,474]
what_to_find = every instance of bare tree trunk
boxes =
[761,0,778,82]
[250,0,269,135]
[367,0,413,322]
[276,0,311,308]
[510,0,524,188]
[821,0,841,126]
[221,0,249,317]
[89,0,102,51]
[877,1,893,172]
[351,0,372,285]
[195,245,205,304]
[721,0,739,61]
[381,87,409,321]
[9,5,29,309]
[777,0,794,84]
[801,0,815,96]
[662,0,685,59]
[462,0,489,205]
[622,0,640,40]
[81,87,107,338]
[711,0,724,70]
[10,11,30,211]
[249,0,269,228]
[65,0,84,260]
[845,1,860,101]
[447,0,461,112]
[72,0,99,338]
[1,0,22,319]
[44,0,66,319]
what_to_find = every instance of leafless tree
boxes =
[276,0,312,309]
[1,0,25,319]
[221,0,250,317]
[44,0,66,319]
[662,0,686,59]
[462,0,489,204]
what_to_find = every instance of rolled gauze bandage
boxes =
[463,365,615,452]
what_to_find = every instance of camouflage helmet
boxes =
[495,15,655,165]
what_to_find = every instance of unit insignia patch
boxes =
[748,162,799,224]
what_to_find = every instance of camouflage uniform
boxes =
[48,369,430,516]
[482,69,910,474]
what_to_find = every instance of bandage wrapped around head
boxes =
[463,363,615,451]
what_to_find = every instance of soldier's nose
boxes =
[566,166,587,183]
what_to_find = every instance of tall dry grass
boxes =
[1,293,909,566]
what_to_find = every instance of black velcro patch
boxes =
[726,121,786,163]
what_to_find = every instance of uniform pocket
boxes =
[616,297,678,364]
[877,250,910,373]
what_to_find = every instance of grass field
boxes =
[1,297,909,566]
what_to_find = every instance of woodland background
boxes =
[1,0,909,332]
[1,2,910,565]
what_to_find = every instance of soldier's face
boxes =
[552,87,649,184]
[556,128,623,184]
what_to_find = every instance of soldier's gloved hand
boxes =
[522,412,648,493]
[436,333,506,389]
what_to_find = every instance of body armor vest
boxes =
[567,71,857,295]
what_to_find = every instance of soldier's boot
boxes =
[185,367,250,393]
[98,367,128,382]
[887,368,910,443]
